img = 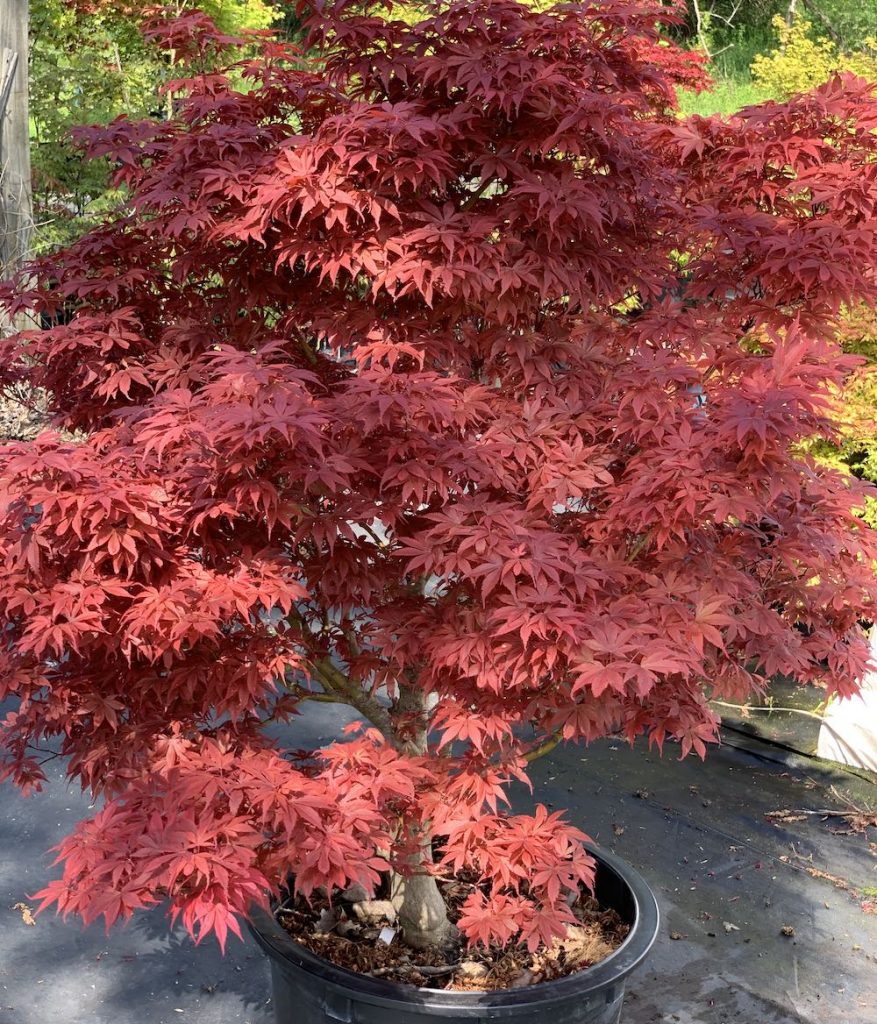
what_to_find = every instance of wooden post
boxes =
[0,0,32,287]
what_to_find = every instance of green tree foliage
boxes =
[29,0,278,253]
[678,2,877,68]
[801,0,877,50]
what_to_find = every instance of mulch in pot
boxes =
[276,879,629,992]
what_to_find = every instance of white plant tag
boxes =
[377,926,397,945]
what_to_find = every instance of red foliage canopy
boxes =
[2,0,877,950]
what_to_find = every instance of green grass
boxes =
[677,75,773,117]
[673,20,776,119]
[708,25,775,81]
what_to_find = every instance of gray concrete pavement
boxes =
[1,698,875,1024]
[534,734,877,1024]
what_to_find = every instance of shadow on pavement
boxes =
[1,698,875,1024]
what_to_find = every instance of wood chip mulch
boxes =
[277,881,629,992]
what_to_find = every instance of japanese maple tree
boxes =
[2,0,877,956]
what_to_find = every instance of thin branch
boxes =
[709,43,734,59]
[712,699,825,722]
[704,1,742,27]
[459,177,499,213]
[625,530,652,563]
[0,384,45,416]
[690,0,712,60]
[358,521,389,549]
[767,808,875,821]
[524,732,562,763]
[828,783,868,814]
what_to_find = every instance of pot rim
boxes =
[246,843,659,1012]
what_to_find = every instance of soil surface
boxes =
[277,884,628,991]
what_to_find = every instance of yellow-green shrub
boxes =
[801,304,877,525]
[750,20,877,520]
[751,16,877,98]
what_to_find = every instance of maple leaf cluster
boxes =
[2,0,877,952]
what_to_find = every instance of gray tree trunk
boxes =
[1,0,32,293]
[390,684,455,949]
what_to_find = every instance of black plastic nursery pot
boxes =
[247,845,660,1024]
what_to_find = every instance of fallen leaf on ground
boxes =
[12,903,34,926]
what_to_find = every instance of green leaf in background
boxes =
[29,0,279,253]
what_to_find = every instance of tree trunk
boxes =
[391,844,455,950]
[799,0,842,43]
[690,0,712,61]
[391,683,454,949]
[0,0,32,292]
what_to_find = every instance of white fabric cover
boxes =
[816,628,877,772]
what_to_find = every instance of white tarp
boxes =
[816,628,877,772]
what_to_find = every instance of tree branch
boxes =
[358,521,389,549]
[286,607,396,739]
[291,327,319,367]
[294,688,345,704]
[711,698,825,721]
[311,658,396,740]
[524,732,562,763]
[799,0,842,43]
[703,1,742,27]
[459,177,499,213]
[785,0,799,28]
[690,0,712,60]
